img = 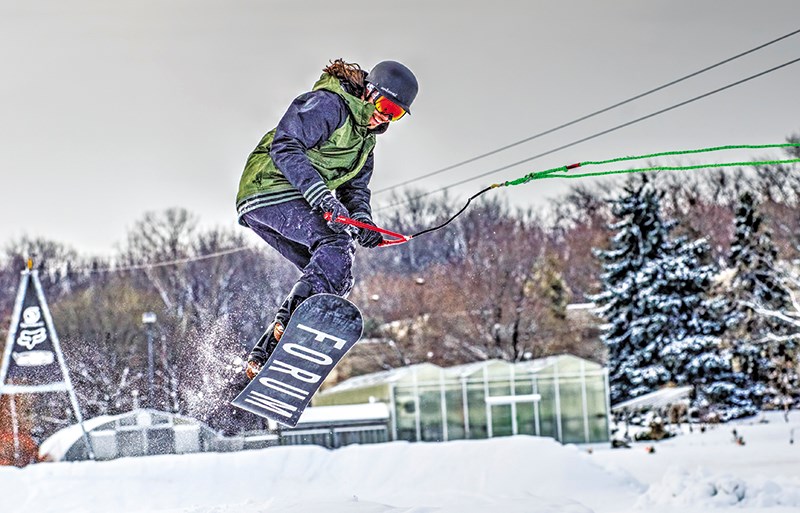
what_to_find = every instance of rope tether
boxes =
[331,143,800,246]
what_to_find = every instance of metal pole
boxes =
[142,313,157,408]
[147,328,154,406]
[389,383,398,441]
[510,365,518,436]
[554,361,563,443]
[9,395,20,465]
[581,360,590,443]
[0,270,29,389]
[439,369,448,442]
[462,377,470,438]
[484,365,492,438]
[533,375,540,436]
[412,367,421,442]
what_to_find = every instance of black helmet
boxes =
[366,60,419,113]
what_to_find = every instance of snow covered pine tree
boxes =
[591,177,755,419]
[725,191,797,408]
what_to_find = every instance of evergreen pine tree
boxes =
[654,237,755,419]
[593,177,755,418]
[726,191,795,406]
[591,178,674,403]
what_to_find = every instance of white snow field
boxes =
[1,411,798,513]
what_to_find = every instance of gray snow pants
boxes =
[241,199,356,297]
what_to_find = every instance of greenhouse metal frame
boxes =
[315,354,610,444]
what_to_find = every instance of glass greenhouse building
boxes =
[314,354,610,444]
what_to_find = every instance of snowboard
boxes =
[231,293,363,427]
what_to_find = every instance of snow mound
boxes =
[0,436,638,513]
[637,466,800,509]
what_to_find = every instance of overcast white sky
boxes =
[2,0,799,255]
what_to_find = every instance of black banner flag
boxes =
[2,273,64,388]
[1,271,71,394]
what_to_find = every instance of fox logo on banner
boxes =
[0,271,66,391]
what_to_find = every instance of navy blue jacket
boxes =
[270,90,375,220]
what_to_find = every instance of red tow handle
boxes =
[323,213,412,247]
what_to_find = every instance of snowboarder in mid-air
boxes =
[235,59,419,379]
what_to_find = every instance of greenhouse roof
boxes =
[517,355,562,373]
[322,362,441,394]
[516,354,605,375]
[444,359,509,378]
[322,354,604,395]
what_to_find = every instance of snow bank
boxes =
[0,436,637,513]
[637,467,800,509]
[3,412,799,513]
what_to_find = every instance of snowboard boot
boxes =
[245,321,281,380]
[245,281,314,380]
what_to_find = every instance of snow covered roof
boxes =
[444,359,509,378]
[38,408,213,462]
[612,385,693,412]
[320,354,604,396]
[517,355,561,373]
[321,362,441,394]
[270,402,390,430]
[517,354,604,374]
[38,413,118,462]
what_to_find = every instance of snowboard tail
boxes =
[232,294,363,427]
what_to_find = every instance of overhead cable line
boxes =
[373,27,800,196]
[375,55,800,213]
[71,246,254,274]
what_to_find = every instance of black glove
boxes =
[314,193,351,234]
[352,214,384,248]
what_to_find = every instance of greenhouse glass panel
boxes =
[419,385,444,442]
[490,404,513,437]
[514,379,536,435]
[393,385,419,441]
[466,381,488,439]
[537,376,559,440]
[586,374,610,442]
[488,380,513,437]
[445,385,466,440]
[558,377,586,444]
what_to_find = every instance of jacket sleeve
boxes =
[270,90,346,207]
[336,151,374,220]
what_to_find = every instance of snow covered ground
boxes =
[1,411,798,513]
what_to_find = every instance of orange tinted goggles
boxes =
[374,95,406,121]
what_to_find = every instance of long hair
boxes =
[323,59,367,96]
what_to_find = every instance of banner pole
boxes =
[0,270,29,391]
[10,395,20,465]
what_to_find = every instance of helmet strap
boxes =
[364,83,380,103]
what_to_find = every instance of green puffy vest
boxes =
[235,73,377,220]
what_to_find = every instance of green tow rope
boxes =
[503,143,800,186]
[401,143,800,242]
